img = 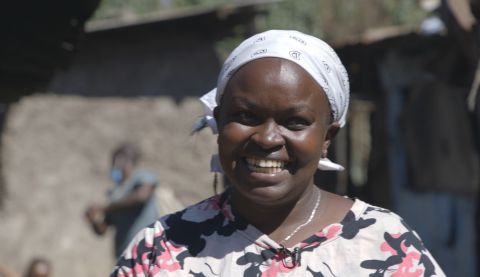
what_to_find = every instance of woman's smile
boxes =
[245,157,286,174]
[240,156,292,184]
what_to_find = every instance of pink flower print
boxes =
[261,254,296,277]
[151,240,184,273]
[391,250,424,277]
[380,233,425,277]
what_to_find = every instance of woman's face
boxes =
[215,57,338,206]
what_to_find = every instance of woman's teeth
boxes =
[246,158,285,174]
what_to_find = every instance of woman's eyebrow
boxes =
[283,105,316,114]
[230,96,316,114]
[229,96,257,108]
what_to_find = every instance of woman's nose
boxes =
[250,120,285,149]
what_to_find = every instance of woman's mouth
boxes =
[245,157,286,174]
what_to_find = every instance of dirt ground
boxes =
[0,95,217,276]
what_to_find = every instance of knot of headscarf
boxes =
[197,30,350,171]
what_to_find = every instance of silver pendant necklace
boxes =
[279,190,321,245]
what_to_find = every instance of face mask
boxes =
[110,167,123,185]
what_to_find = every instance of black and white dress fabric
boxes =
[111,192,445,276]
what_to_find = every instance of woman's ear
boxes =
[326,123,340,140]
[322,123,340,157]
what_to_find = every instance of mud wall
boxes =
[0,95,216,276]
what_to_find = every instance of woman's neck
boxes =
[230,185,321,239]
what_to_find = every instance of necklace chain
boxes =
[280,190,321,244]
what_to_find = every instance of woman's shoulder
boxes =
[159,193,228,224]
[344,198,418,236]
[130,193,227,240]
[321,193,406,233]
[115,194,227,262]
[354,199,402,220]
[339,199,445,276]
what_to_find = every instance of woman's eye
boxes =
[234,112,259,125]
[285,117,311,130]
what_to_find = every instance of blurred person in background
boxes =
[0,258,51,277]
[23,259,51,277]
[85,143,159,258]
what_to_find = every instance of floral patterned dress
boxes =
[111,192,445,277]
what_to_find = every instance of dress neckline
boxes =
[217,192,367,251]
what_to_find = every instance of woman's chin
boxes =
[233,182,293,206]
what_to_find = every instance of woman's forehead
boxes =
[223,58,329,106]
[230,57,308,78]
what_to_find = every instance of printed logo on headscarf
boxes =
[254,36,266,43]
[328,96,337,119]
[223,56,237,72]
[322,61,331,73]
[289,35,307,45]
[251,49,267,57]
[320,75,330,92]
[289,50,301,60]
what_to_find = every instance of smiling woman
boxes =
[111,30,446,276]
[215,58,334,213]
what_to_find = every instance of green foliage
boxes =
[93,0,163,19]
[385,0,426,26]
[257,0,324,37]
[258,0,426,43]
[173,0,229,7]
[90,0,428,62]
[92,0,231,20]
[92,0,427,37]
[91,0,427,53]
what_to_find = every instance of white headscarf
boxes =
[198,30,350,171]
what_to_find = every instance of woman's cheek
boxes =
[218,124,248,155]
[294,133,324,162]
[222,124,252,142]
